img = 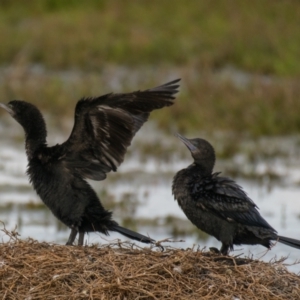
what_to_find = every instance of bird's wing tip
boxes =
[147,78,181,94]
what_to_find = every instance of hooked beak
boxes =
[175,133,197,152]
[0,103,13,115]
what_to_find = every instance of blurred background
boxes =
[0,0,300,272]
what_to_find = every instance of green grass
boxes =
[0,0,300,75]
[168,75,300,136]
[1,66,300,136]
[0,0,300,136]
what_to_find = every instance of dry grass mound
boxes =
[0,230,299,300]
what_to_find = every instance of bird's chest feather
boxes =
[173,168,218,231]
[173,168,206,207]
[26,155,74,214]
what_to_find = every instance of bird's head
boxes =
[0,100,42,128]
[0,100,47,150]
[175,133,216,174]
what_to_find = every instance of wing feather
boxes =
[191,173,275,230]
[60,79,180,180]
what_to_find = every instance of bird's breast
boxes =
[173,169,197,213]
[27,159,73,205]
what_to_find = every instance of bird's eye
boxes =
[7,103,14,109]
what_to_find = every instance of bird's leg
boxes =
[66,228,78,245]
[78,232,85,246]
[220,243,230,255]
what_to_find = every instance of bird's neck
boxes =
[189,162,213,177]
[24,121,47,160]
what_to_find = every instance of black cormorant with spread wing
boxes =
[0,79,180,246]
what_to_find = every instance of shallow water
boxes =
[0,120,300,274]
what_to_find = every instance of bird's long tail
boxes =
[111,224,155,244]
[278,235,300,249]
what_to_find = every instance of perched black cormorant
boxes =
[172,133,300,254]
[0,79,180,246]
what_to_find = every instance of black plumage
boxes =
[172,133,300,254]
[0,79,180,246]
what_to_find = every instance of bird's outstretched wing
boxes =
[60,79,180,180]
[190,172,275,230]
